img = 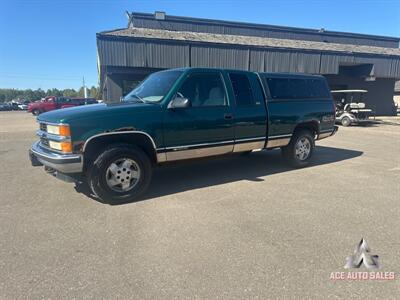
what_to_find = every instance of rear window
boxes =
[266,77,330,100]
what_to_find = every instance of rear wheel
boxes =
[87,144,152,204]
[341,116,351,126]
[32,109,41,116]
[281,129,314,168]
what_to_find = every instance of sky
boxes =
[0,0,399,90]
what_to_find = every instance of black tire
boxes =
[341,116,351,127]
[32,109,41,116]
[87,144,152,204]
[281,129,315,168]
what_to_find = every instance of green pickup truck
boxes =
[29,68,337,203]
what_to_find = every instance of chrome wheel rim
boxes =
[105,158,141,192]
[295,137,311,161]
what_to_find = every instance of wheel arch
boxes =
[293,120,319,138]
[82,131,159,169]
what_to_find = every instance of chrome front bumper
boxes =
[29,141,83,174]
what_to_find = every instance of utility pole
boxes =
[82,76,88,98]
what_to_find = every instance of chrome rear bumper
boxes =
[29,141,83,173]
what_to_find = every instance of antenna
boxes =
[83,76,88,98]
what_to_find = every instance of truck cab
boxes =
[29,68,337,203]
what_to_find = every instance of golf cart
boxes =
[331,89,374,126]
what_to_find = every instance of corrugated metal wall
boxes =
[97,38,400,78]
[130,17,399,48]
[97,39,189,68]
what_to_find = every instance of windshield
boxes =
[123,70,183,103]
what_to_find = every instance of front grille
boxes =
[39,123,47,132]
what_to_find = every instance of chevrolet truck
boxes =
[29,68,337,203]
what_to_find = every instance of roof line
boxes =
[130,12,400,42]
[97,27,400,57]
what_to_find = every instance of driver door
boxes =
[162,71,235,161]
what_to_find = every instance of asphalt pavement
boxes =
[0,111,399,299]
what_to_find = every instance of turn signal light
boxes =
[59,125,71,137]
[60,141,73,153]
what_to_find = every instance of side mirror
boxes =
[168,96,191,109]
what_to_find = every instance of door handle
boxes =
[224,113,233,120]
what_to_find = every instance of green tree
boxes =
[63,89,78,98]
[89,86,100,99]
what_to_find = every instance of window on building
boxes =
[229,73,256,106]
[178,73,227,107]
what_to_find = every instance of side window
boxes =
[267,78,329,99]
[267,78,292,99]
[177,73,226,107]
[229,73,256,106]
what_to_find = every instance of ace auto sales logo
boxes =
[330,238,396,281]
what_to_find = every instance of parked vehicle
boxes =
[27,96,97,115]
[29,68,337,203]
[17,104,28,110]
[7,102,20,111]
[332,89,374,126]
[0,103,12,111]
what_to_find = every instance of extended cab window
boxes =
[267,78,330,100]
[229,73,255,106]
[178,73,227,107]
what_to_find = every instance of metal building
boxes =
[97,11,400,115]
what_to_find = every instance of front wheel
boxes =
[87,144,152,204]
[281,130,315,168]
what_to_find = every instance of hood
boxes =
[37,101,164,145]
[37,102,159,124]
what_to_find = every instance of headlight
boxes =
[46,124,71,136]
[48,140,73,153]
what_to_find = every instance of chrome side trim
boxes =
[317,126,338,140]
[36,130,71,142]
[166,144,233,161]
[161,140,234,151]
[159,137,265,152]
[268,133,293,139]
[317,132,332,140]
[233,141,265,152]
[266,137,291,148]
[236,136,265,142]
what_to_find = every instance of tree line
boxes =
[0,86,101,102]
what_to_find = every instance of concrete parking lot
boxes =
[0,111,399,299]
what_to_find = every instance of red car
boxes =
[28,96,97,115]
